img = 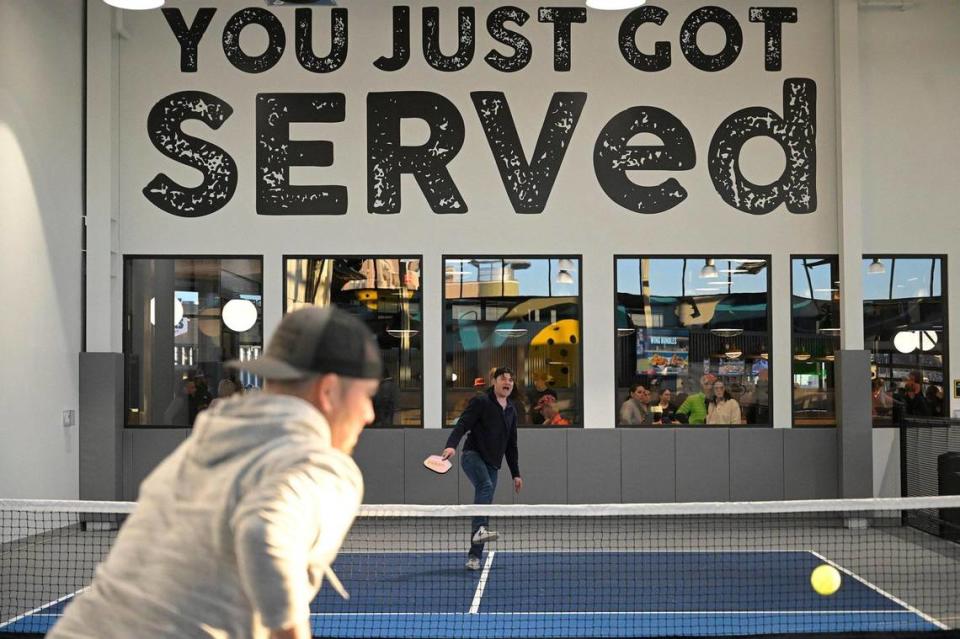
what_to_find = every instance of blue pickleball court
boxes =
[0,550,945,637]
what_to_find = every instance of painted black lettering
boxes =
[143,92,237,217]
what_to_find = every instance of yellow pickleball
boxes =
[810,564,842,596]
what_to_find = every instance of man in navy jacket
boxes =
[442,366,523,570]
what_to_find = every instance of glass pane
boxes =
[791,257,840,427]
[863,257,947,426]
[615,257,770,426]
[444,257,581,427]
[285,257,423,428]
[124,257,263,427]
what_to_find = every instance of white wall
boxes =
[0,2,83,498]
[110,0,839,431]
[859,0,960,494]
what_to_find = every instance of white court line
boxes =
[0,588,85,629]
[468,551,496,614]
[310,610,921,617]
[808,550,947,630]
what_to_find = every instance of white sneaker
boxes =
[465,556,481,571]
[472,526,499,544]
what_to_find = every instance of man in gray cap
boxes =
[48,307,381,639]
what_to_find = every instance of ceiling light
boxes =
[718,269,748,274]
[495,328,528,337]
[558,258,575,271]
[700,259,718,279]
[732,258,766,265]
[710,328,744,337]
[868,258,886,274]
[585,0,646,9]
[793,351,812,362]
[556,270,575,285]
[223,299,258,333]
[817,327,842,335]
[386,328,420,338]
[104,0,164,8]
[617,328,636,337]
[724,349,743,359]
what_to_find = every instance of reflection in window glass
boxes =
[285,257,422,428]
[615,258,771,426]
[124,257,264,427]
[863,257,947,426]
[444,257,581,427]
[791,257,840,426]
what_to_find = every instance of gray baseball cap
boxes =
[228,306,381,381]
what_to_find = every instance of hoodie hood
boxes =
[188,393,331,468]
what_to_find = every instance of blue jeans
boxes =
[461,450,499,559]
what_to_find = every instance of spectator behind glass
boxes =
[538,394,569,426]
[619,383,651,425]
[675,373,716,425]
[871,378,892,417]
[527,371,555,425]
[652,388,675,425]
[896,370,929,419]
[706,380,741,425]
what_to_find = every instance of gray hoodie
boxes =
[48,393,363,639]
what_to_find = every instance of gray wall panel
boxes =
[79,353,124,501]
[123,429,188,501]
[836,351,873,497]
[730,429,784,501]
[676,429,730,501]
[567,430,621,503]
[621,429,676,503]
[784,429,839,499]
[514,430,567,504]
[353,430,404,504]
[403,429,457,504]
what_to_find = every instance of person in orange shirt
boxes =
[537,394,569,426]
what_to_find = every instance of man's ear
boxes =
[312,374,340,414]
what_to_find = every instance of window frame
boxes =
[789,254,841,429]
[441,253,585,429]
[862,253,950,429]
[122,254,265,429]
[612,254,775,428]
[282,254,425,429]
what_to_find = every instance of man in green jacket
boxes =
[676,373,717,425]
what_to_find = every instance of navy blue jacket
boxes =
[446,389,520,477]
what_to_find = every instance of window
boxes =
[124,257,263,427]
[791,257,841,427]
[284,257,422,427]
[863,256,947,426]
[443,257,581,427]
[615,257,771,426]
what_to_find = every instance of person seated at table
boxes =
[651,388,675,425]
[706,380,741,425]
[619,383,651,425]
[537,394,569,426]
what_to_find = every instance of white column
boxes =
[85,3,121,352]
[835,0,865,349]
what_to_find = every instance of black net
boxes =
[2,498,960,639]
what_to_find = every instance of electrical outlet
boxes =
[62,409,76,428]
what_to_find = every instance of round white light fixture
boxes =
[558,258,576,272]
[103,0,165,9]
[223,299,258,333]
[149,297,184,326]
[586,0,646,9]
[700,259,719,279]
[556,270,575,285]
[868,258,886,275]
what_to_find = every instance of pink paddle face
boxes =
[423,455,452,474]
